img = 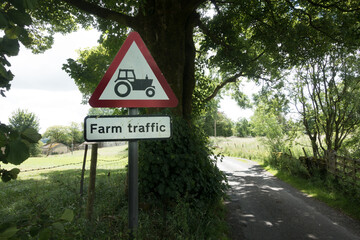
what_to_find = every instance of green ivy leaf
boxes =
[0,225,18,239]
[6,139,30,165]
[38,228,51,240]
[52,222,64,233]
[60,209,74,222]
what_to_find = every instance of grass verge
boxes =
[0,145,229,239]
[264,164,360,221]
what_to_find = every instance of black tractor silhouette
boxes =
[114,69,155,97]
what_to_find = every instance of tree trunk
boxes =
[134,1,196,119]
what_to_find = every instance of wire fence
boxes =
[0,157,127,193]
[19,158,125,173]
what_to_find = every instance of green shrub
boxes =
[139,116,228,205]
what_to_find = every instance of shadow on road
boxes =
[221,159,360,240]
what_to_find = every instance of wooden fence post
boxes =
[80,144,89,196]
[327,150,336,174]
[86,143,98,220]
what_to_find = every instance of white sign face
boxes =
[84,115,172,141]
[99,42,169,101]
[88,32,178,108]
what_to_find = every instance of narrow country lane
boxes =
[217,157,360,240]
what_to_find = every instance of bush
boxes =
[139,116,228,205]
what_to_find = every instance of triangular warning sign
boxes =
[89,32,178,108]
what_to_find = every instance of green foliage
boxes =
[196,99,234,137]
[0,201,75,240]
[43,123,84,149]
[8,109,40,132]
[251,103,286,152]
[68,122,83,146]
[0,123,41,182]
[0,0,36,92]
[62,45,113,104]
[8,109,41,156]
[214,113,234,137]
[235,118,253,137]
[139,116,227,205]
[293,48,360,156]
[43,125,71,146]
[62,29,128,103]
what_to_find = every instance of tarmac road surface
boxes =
[217,156,360,240]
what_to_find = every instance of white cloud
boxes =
[220,96,254,122]
[0,29,100,133]
[0,89,88,133]
[219,81,260,122]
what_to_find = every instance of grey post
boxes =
[128,108,139,238]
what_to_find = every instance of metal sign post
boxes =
[86,31,178,239]
[128,108,139,238]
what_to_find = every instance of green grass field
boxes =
[3,145,128,180]
[0,145,228,239]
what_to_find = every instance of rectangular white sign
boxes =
[84,115,172,141]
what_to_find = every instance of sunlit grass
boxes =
[0,144,229,239]
[2,145,128,180]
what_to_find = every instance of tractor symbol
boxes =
[114,69,155,97]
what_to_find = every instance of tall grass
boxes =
[0,145,228,239]
[211,137,269,161]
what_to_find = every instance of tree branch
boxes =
[306,0,360,12]
[203,49,265,102]
[60,0,137,29]
[285,0,339,43]
[204,72,243,102]
[184,0,208,12]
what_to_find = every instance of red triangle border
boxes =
[89,31,178,108]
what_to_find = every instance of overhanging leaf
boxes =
[6,139,30,165]
[5,27,22,39]
[7,9,32,26]
[0,37,20,56]
[21,127,41,144]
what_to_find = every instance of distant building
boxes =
[41,143,69,155]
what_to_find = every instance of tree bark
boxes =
[60,0,203,118]
[135,1,198,118]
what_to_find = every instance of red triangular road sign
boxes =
[89,32,178,108]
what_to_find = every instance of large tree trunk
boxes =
[134,1,196,119]
[61,0,200,119]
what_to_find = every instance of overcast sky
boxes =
[0,29,100,133]
[0,29,252,134]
